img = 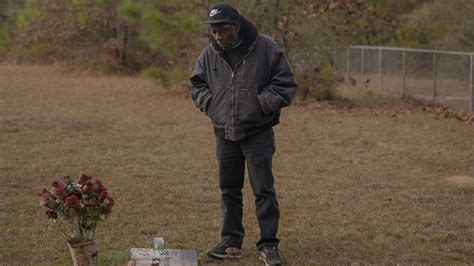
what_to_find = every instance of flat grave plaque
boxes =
[130,248,198,266]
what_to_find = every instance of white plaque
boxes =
[130,248,198,266]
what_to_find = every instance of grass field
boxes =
[0,64,473,265]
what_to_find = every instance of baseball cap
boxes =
[202,3,241,25]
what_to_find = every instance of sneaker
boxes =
[259,246,283,265]
[207,242,243,259]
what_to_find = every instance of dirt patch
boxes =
[446,176,474,188]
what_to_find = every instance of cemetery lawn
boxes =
[0,64,473,265]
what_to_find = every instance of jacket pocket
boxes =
[207,90,227,126]
[237,86,267,124]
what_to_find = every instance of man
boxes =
[190,3,297,265]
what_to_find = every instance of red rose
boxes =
[78,172,92,185]
[40,189,57,209]
[55,187,68,200]
[82,180,94,195]
[65,195,79,208]
[85,198,99,207]
[97,190,108,201]
[51,180,65,190]
[45,198,57,209]
[39,189,51,200]
[92,179,104,192]
[72,190,82,200]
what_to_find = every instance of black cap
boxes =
[202,3,240,25]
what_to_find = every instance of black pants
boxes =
[216,128,280,250]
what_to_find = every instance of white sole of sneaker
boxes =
[208,249,243,259]
[259,255,282,266]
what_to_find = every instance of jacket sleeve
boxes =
[258,47,298,115]
[189,51,212,114]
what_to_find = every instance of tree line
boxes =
[0,0,472,99]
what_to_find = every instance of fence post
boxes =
[361,48,365,84]
[346,48,350,82]
[401,50,406,97]
[432,53,437,101]
[470,54,473,112]
[379,48,382,90]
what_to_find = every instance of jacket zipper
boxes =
[232,52,252,81]
[215,50,253,82]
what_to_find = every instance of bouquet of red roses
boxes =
[39,172,114,244]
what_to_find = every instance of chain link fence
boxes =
[333,45,474,113]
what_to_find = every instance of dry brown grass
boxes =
[0,64,473,265]
[353,73,471,112]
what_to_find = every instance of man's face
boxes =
[210,23,240,49]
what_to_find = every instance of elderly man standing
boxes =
[190,3,297,265]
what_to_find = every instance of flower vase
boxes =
[67,240,98,266]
